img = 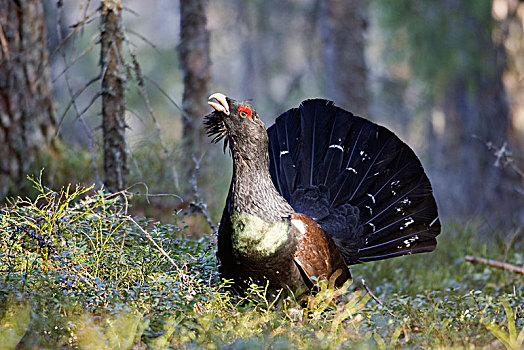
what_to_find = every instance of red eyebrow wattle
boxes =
[238,105,252,120]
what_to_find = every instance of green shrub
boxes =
[0,177,521,348]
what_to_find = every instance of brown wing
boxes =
[291,213,351,287]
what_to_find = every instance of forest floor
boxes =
[0,179,522,349]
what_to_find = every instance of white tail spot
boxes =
[367,193,376,204]
[400,217,414,230]
[346,167,357,174]
[329,144,344,152]
[280,150,289,156]
[403,234,419,248]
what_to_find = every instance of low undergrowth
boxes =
[0,177,522,349]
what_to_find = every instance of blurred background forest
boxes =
[1,0,524,236]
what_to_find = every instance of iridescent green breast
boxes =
[230,213,290,258]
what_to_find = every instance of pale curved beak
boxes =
[208,93,230,116]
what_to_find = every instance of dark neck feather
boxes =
[230,141,294,222]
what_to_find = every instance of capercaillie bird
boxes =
[205,93,440,293]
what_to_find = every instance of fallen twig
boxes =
[465,255,524,274]
[361,279,384,306]
[190,155,217,232]
[127,215,197,299]
[362,279,395,316]
[127,216,180,270]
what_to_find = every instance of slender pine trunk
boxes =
[100,0,127,192]
[179,0,211,158]
[319,0,369,116]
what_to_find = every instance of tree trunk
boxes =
[319,0,368,116]
[430,34,523,225]
[179,0,211,157]
[0,0,56,199]
[100,0,127,192]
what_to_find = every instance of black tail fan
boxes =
[267,99,440,265]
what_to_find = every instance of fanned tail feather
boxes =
[267,99,440,265]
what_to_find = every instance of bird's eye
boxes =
[238,105,253,120]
